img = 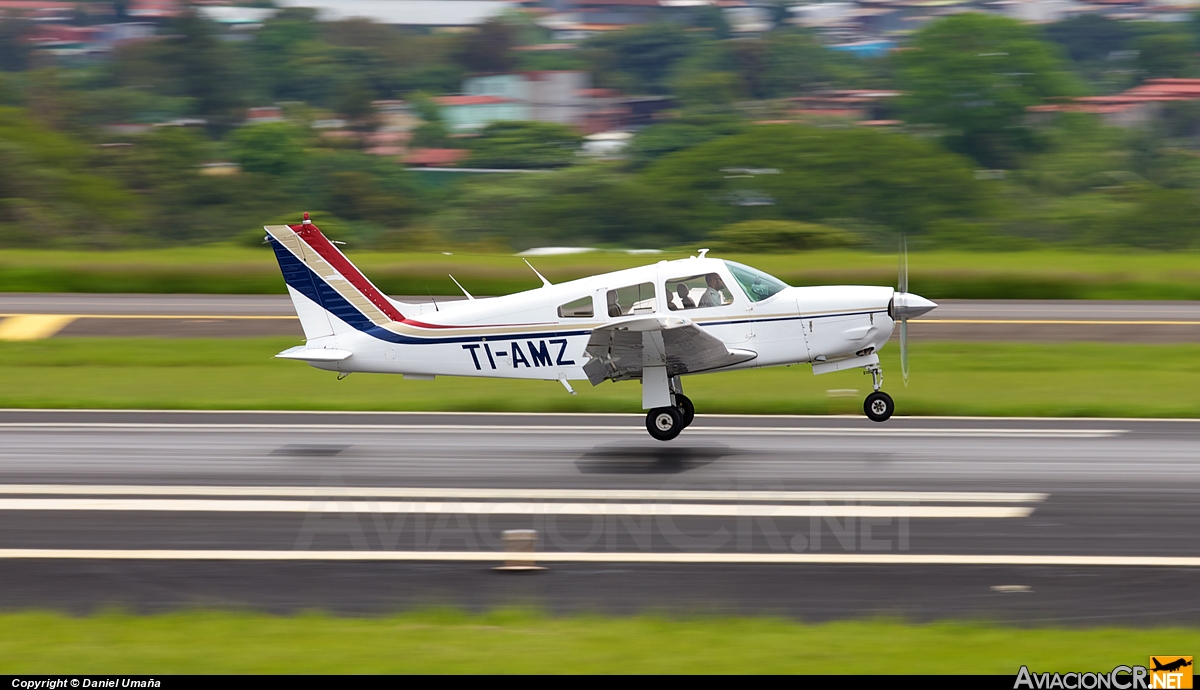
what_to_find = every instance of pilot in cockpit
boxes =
[698,273,727,308]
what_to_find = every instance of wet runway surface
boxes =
[1,410,1198,624]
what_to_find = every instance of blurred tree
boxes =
[407,93,455,148]
[1043,14,1139,63]
[0,17,34,72]
[1134,32,1197,79]
[454,18,518,73]
[430,163,669,246]
[694,6,732,40]
[468,121,584,169]
[163,9,246,126]
[640,124,995,241]
[896,13,1081,168]
[627,124,707,168]
[675,71,742,109]
[710,220,864,251]
[229,122,307,176]
[288,150,422,226]
[0,106,140,247]
[334,76,377,129]
[585,24,695,94]
[760,29,848,97]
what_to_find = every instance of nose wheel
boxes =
[864,391,894,422]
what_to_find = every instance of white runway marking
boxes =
[0,549,1197,567]
[0,498,1034,519]
[0,423,1126,438]
[0,485,1049,504]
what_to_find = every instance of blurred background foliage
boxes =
[3,7,1200,252]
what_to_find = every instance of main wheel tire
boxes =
[675,394,695,428]
[864,391,895,423]
[646,406,684,441]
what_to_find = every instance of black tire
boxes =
[675,394,695,428]
[646,406,684,441]
[864,391,894,423]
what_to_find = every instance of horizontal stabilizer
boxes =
[275,346,353,362]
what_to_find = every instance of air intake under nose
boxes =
[892,293,938,320]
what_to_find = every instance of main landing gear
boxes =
[645,393,694,442]
[863,364,894,423]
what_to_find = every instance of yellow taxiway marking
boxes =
[0,315,77,341]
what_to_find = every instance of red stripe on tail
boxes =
[289,221,406,323]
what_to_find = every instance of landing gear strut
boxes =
[863,364,894,422]
[675,393,695,428]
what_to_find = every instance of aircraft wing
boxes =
[582,316,757,385]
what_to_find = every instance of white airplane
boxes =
[265,214,938,441]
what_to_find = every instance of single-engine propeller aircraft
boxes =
[265,213,938,441]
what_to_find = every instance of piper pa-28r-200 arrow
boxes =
[265,213,938,441]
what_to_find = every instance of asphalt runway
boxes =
[1,409,1199,624]
[2,294,1199,341]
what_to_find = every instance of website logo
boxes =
[1150,657,1192,689]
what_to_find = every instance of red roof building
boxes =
[1028,79,1200,128]
[402,148,470,167]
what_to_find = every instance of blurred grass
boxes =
[4,246,1200,299]
[0,609,1195,673]
[4,338,1200,416]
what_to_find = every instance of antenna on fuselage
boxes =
[448,274,475,300]
[697,248,710,258]
[523,259,553,288]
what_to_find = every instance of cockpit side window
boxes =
[606,282,656,317]
[666,273,732,311]
[557,296,594,318]
[724,261,789,303]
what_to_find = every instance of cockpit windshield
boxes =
[723,261,789,302]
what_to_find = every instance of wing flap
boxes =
[583,316,756,385]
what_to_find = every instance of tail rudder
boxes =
[265,213,411,340]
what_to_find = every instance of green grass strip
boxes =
[4,246,1200,299]
[0,610,1195,673]
[4,338,1200,417]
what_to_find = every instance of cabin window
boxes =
[605,283,656,317]
[557,296,594,318]
[666,273,732,311]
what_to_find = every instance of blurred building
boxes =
[245,107,285,125]
[465,71,591,126]
[1028,78,1200,128]
[788,89,901,123]
[537,0,727,40]
[402,148,471,167]
[435,94,527,131]
[271,0,518,28]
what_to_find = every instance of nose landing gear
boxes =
[863,364,894,422]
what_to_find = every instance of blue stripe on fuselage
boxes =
[270,236,592,346]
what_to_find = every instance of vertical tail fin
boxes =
[265,214,411,339]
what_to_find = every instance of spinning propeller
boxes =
[892,234,938,386]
